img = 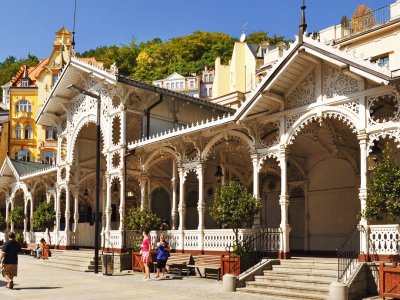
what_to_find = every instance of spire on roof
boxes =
[299,0,307,43]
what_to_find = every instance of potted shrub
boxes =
[9,205,24,230]
[210,181,261,275]
[33,201,56,246]
[15,232,25,247]
[124,208,160,272]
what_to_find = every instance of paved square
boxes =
[0,256,266,300]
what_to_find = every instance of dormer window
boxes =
[21,80,29,87]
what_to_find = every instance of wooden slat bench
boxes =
[166,253,193,276]
[21,243,37,256]
[187,255,222,280]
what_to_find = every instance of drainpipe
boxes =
[146,94,163,138]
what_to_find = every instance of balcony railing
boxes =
[342,5,391,38]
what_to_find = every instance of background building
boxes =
[153,72,201,98]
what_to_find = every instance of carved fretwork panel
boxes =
[259,121,280,148]
[287,68,316,109]
[323,63,359,99]
[367,91,400,126]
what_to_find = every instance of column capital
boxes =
[279,195,290,205]
[357,132,368,141]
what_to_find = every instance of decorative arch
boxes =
[285,106,359,146]
[68,116,108,163]
[368,130,400,154]
[201,130,255,160]
[143,147,180,169]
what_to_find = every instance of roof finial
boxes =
[299,0,307,43]
[71,0,77,57]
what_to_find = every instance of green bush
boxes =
[364,146,400,223]
[124,208,160,231]
[15,232,24,244]
[0,213,5,231]
[211,181,261,249]
[33,201,56,244]
[9,206,24,229]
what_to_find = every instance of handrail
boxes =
[225,228,281,276]
[337,225,362,282]
[343,4,391,37]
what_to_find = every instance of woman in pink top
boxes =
[141,229,152,281]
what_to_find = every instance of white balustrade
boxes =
[369,224,400,255]
[0,232,5,241]
[183,230,199,250]
[108,230,122,249]
[203,229,261,251]
[57,231,67,247]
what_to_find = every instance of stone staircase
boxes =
[41,249,102,272]
[238,257,338,300]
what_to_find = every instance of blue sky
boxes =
[0,0,394,61]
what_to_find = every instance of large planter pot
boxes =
[380,262,400,298]
[132,252,145,272]
[221,256,241,277]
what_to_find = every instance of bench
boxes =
[21,243,37,256]
[166,253,193,276]
[187,255,222,280]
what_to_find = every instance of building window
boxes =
[180,82,183,89]
[209,87,213,97]
[15,100,32,112]
[25,125,33,139]
[52,73,59,87]
[171,83,175,89]
[45,126,57,140]
[203,88,208,97]
[15,150,30,162]
[372,56,389,68]
[209,74,214,82]
[21,80,29,87]
[204,75,209,82]
[15,125,22,139]
[190,80,195,88]
[42,151,56,165]
[166,83,170,89]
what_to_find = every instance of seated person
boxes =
[34,244,41,258]
[35,238,46,259]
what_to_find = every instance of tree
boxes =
[246,31,290,45]
[33,201,56,245]
[340,15,349,28]
[363,146,400,223]
[210,181,261,252]
[9,205,24,229]
[124,207,160,231]
[0,54,39,98]
[0,213,5,231]
[351,4,375,33]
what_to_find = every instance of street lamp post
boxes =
[68,84,101,274]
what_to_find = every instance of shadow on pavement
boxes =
[13,287,62,290]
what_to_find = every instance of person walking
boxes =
[140,229,152,281]
[0,232,21,289]
[154,234,170,278]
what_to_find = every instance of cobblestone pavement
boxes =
[0,256,268,300]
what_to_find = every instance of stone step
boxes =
[279,260,337,267]
[237,287,328,300]
[245,281,329,296]
[255,275,334,287]
[272,264,337,272]
[49,255,101,264]
[264,269,337,280]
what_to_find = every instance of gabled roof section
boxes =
[11,160,54,177]
[165,72,186,80]
[234,35,396,121]
[0,157,20,185]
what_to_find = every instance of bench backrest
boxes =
[26,243,37,249]
[167,253,192,264]
[196,255,221,265]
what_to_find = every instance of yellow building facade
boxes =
[8,28,73,164]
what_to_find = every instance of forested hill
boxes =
[0,31,288,97]
[78,31,289,83]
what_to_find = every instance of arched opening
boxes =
[288,116,359,254]
[151,187,171,225]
